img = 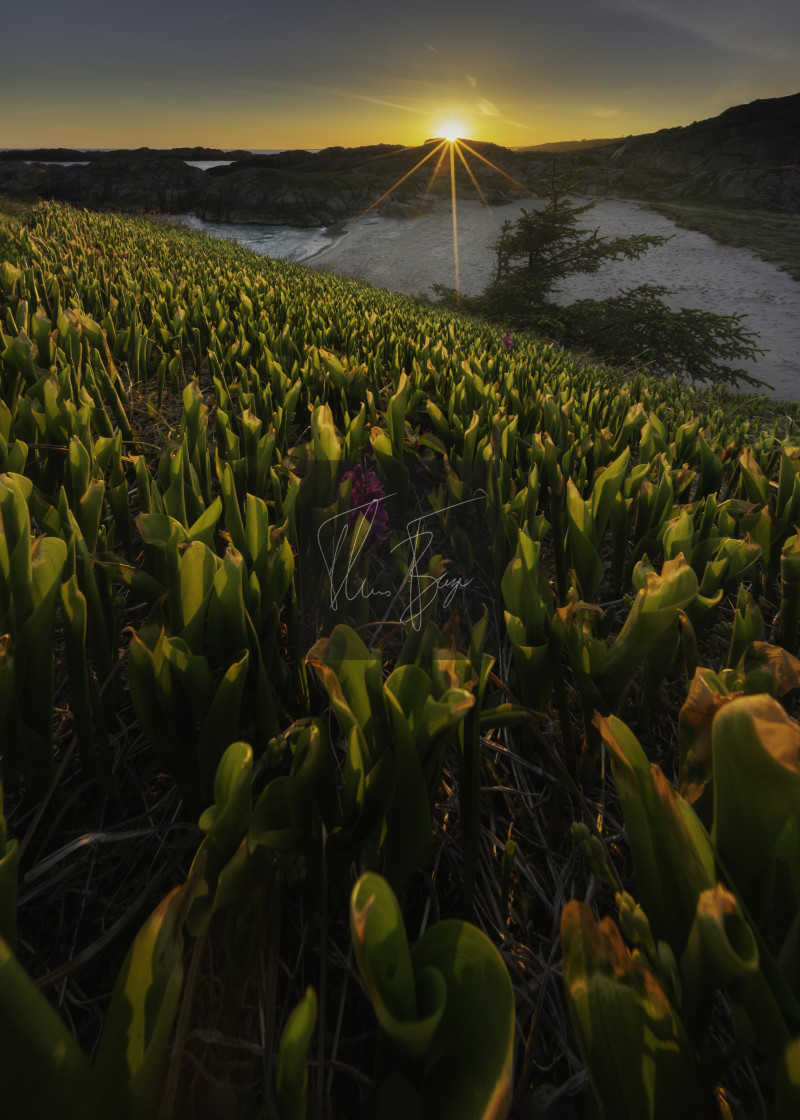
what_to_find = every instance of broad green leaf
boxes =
[187,494,222,549]
[136,512,192,551]
[351,873,514,1119]
[0,473,33,620]
[381,665,473,889]
[776,1036,800,1119]
[782,530,800,653]
[409,918,515,1120]
[328,723,396,858]
[95,861,205,1120]
[310,402,341,466]
[711,695,800,893]
[661,508,693,562]
[196,653,250,799]
[59,573,96,773]
[561,901,703,1120]
[596,713,713,954]
[680,884,759,1020]
[307,625,389,770]
[739,447,769,505]
[350,873,423,1039]
[275,987,318,1120]
[678,667,738,804]
[591,446,630,539]
[176,539,217,648]
[566,477,603,600]
[207,547,249,662]
[386,371,409,459]
[736,642,800,698]
[0,934,97,1120]
[198,740,253,852]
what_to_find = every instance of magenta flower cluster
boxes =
[343,465,391,546]
[501,332,514,351]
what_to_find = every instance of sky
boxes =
[2,0,798,150]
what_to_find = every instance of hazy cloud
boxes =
[462,73,527,129]
[218,6,251,23]
[6,105,63,117]
[604,0,800,61]
[338,91,428,115]
[588,107,621,118]
[425,43,440,54]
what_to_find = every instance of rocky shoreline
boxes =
[1,93,798,226]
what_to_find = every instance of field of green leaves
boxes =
[3,198,800,1119]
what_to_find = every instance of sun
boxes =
[438,119,465,142]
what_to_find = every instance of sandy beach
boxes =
[311,198,800,400]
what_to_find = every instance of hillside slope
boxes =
[3,200,800,1117]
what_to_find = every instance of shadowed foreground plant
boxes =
[0,856,205,1120]
[350,872,515,1120]
[577,697,800,1116]
[561,900,706,1120]
[0,472,67,794]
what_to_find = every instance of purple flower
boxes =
[501,332,514,351]
[343,465,391,546]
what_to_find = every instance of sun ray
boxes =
[449,141,460,304]
[351,131,536,311]
[355,139,448,220]
[416,141,449,216]
[458,140,538,198]
[453,140,491,210]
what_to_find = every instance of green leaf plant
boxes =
[350,872,515,1120]
[0,472,67,794]
[566,695,800,1118]
[0,855,205,1120]
[308,623,475,892]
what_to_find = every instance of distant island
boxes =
[1,92,798,227]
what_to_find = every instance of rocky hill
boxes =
[610,93,800,172]
[0,139,523,226]
[571,92,800,211]
[1,93,797,223]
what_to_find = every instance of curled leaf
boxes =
[561,901,703,1120]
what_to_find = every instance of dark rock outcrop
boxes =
[23,153,211,213]
[0,147,89,163]
[0,145,251,163]
[26,140,516,224]
[590,93,800,211]
[607,94,800,175]
[196,167,374,226]
[0,162,49,196]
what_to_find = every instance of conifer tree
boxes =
[483,161,667,318]
[462,160,766,386]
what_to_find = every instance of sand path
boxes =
[312,198,800,400]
